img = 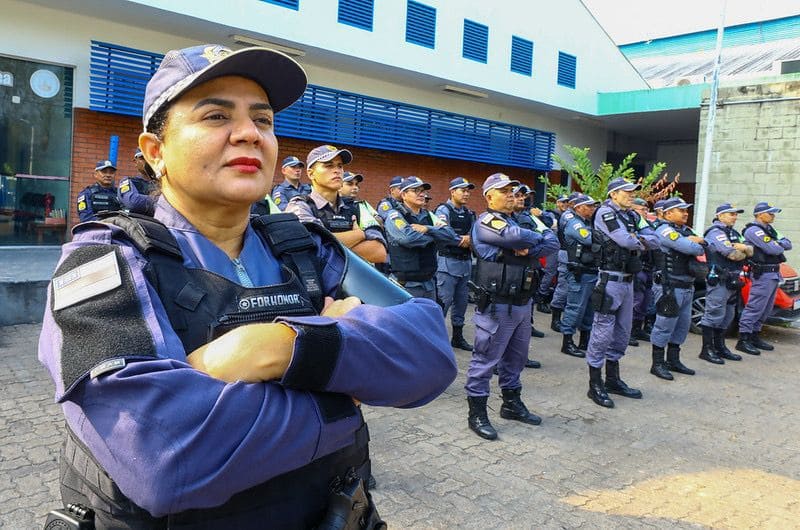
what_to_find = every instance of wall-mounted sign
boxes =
[30,69,60,98]
[0,71,13,87]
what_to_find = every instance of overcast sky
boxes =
[581,0,800,44]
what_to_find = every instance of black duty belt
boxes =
[599,271,633,283]
[751,263,780,273]
[664,279,694,289]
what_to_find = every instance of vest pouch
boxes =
[475,260,505,295]
[625,252,643,274]
[656,289,681,318]
[688,259,709,281]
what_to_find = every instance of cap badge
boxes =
[326,145,337,151]
[201,46,232,65]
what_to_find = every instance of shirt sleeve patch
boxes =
[716,234,727,241]
[52,250,122,311]
[669,231,680,241]
[381,202,390,211]
[763,236,771,242]
[490,219,507,230]
[119,182,131,194]
[754,229,765,236]
[578,228,589,238]
[393,218,407,229]
[601,211,619,231]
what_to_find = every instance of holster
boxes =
[656,288,680,318]
[315,469,386,530]
[591,278,614,314]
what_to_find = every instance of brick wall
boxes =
[696,80,800,264]
[69,108,558,230]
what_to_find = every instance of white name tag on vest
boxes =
[52,251,122,311]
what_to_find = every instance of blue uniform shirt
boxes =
[435,200,473,277]
[705,220,746,259]
[656,222,706,281]
[38,196,456,517]
[376,196,399,222]
[271,180,312,211]
[472,210,559,262]
[743,221,792,280]
[76,183,120,222]
[118,176,158,216]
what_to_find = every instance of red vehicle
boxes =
[690,261,800,334]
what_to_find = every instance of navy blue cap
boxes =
[513,184,531,195]
[573,194,600,207]
[133,149,144,159]
[142,44,306,128]
[482,173,519,195]
[95,160,116,171]
[389,176,404,188]
[400,176,431,192]
[449,177,475,190]
[661,197,691,212]
[556,195,569,202]
[607,178,641,195]
[343,171,363,183]
[281,156,304,168]
[753,202,781,215]
[632,197,648,207]
[715,203,744,215]
[654,199,667,210]
[567,191,582,202]
[306,145,353,169]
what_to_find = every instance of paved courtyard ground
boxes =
[2,310,799,529]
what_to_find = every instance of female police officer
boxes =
[38,44,456,529]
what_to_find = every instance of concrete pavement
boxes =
[2,309,799,529]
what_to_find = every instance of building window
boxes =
[510,36,533,76]
[261,0,299,8]
[406,1,436,49]
[462,19,489,63]
[90,41,164,117]
[338,0,374,31]
[0,55,73,245]
[557,51,577,88]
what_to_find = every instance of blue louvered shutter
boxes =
[557,52,577,89]
[261,0,299,8]
[89,41,163,117]
[338,0,374,31]
[276,85,555,170]
[463,20,488,63]
[406,1,436,48]
[510,36,533,76]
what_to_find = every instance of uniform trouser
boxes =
[550,261,569,310]
[651,286,694,348]
[537,252,559,297]
[648,282,661,317]
[738,275,780,334]
[465,301,532,397]
[436,270,469,327]
[560,271,597,335]
[699,282,738,330]
[405,283,437,301]
[585,278,634,368]
[632,271,653,322]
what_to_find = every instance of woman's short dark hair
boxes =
[145,102,172,139]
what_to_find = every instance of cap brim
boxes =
[718,208,744,214]
[282,161,305,168]
[96,165,116,171]
[450,183,476,190]
[148,47,307,127]
[402,183,431,192]
[483,180,520,195]
[757,207,781,214]
[664,203,692,211]
[608,183,641,194]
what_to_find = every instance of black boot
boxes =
[525,358,541,369]
[467,396,497,440]
[561,334,585,358]
[451,325,473,351]
[536,300,552,314]
[588,366,614,408]
[736,332,761,356]
[550,308,562,332]
[751,331,774,351]
[631,320,650,342]
[499,387,541,425]
[578,329,590,353]
[699,325,725,364]
[666,343,695,375]
[605,360,642,399]
[531,325,545,338]
[650,345,674,380]
[713,328,741,361]
[628,336,640,347]
[643,314,655,336]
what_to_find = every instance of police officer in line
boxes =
[384,177,458,300]
[585,178,654,409]
[435,177,477,351]
[376,176,404,222]
[76,160,122,222]
[560,194,601,358]
[549,192,583,332]
[649,198,707,380]
[536,194,569,314]
[465,174,559,440]
[341,171,383,230]
[271,155,312,210]
[118,149,158,216]
[286,146,387,265]
[736,202,793,355]
[644,199,669,337]
[698,203,752,363]
[629,197,657,344]
[41,43,457,528]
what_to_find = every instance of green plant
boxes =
[636,164,681,202]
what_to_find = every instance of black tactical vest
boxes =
[59,212,372,530]
[304,196,359,233]
[388,205,438,282]
[565,217,598,271]
[474,214,538,305]
[88,184,121,214]
[594,208,642,273]
[744,222,786,266]
[704,223,746,272]
[658,223,694,277]
[437,203,474,260]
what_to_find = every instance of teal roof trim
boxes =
[597,84,707,115]
[620,15,800,59]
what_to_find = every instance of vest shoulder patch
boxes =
[481,214,507,233]
[52,250,122,311]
